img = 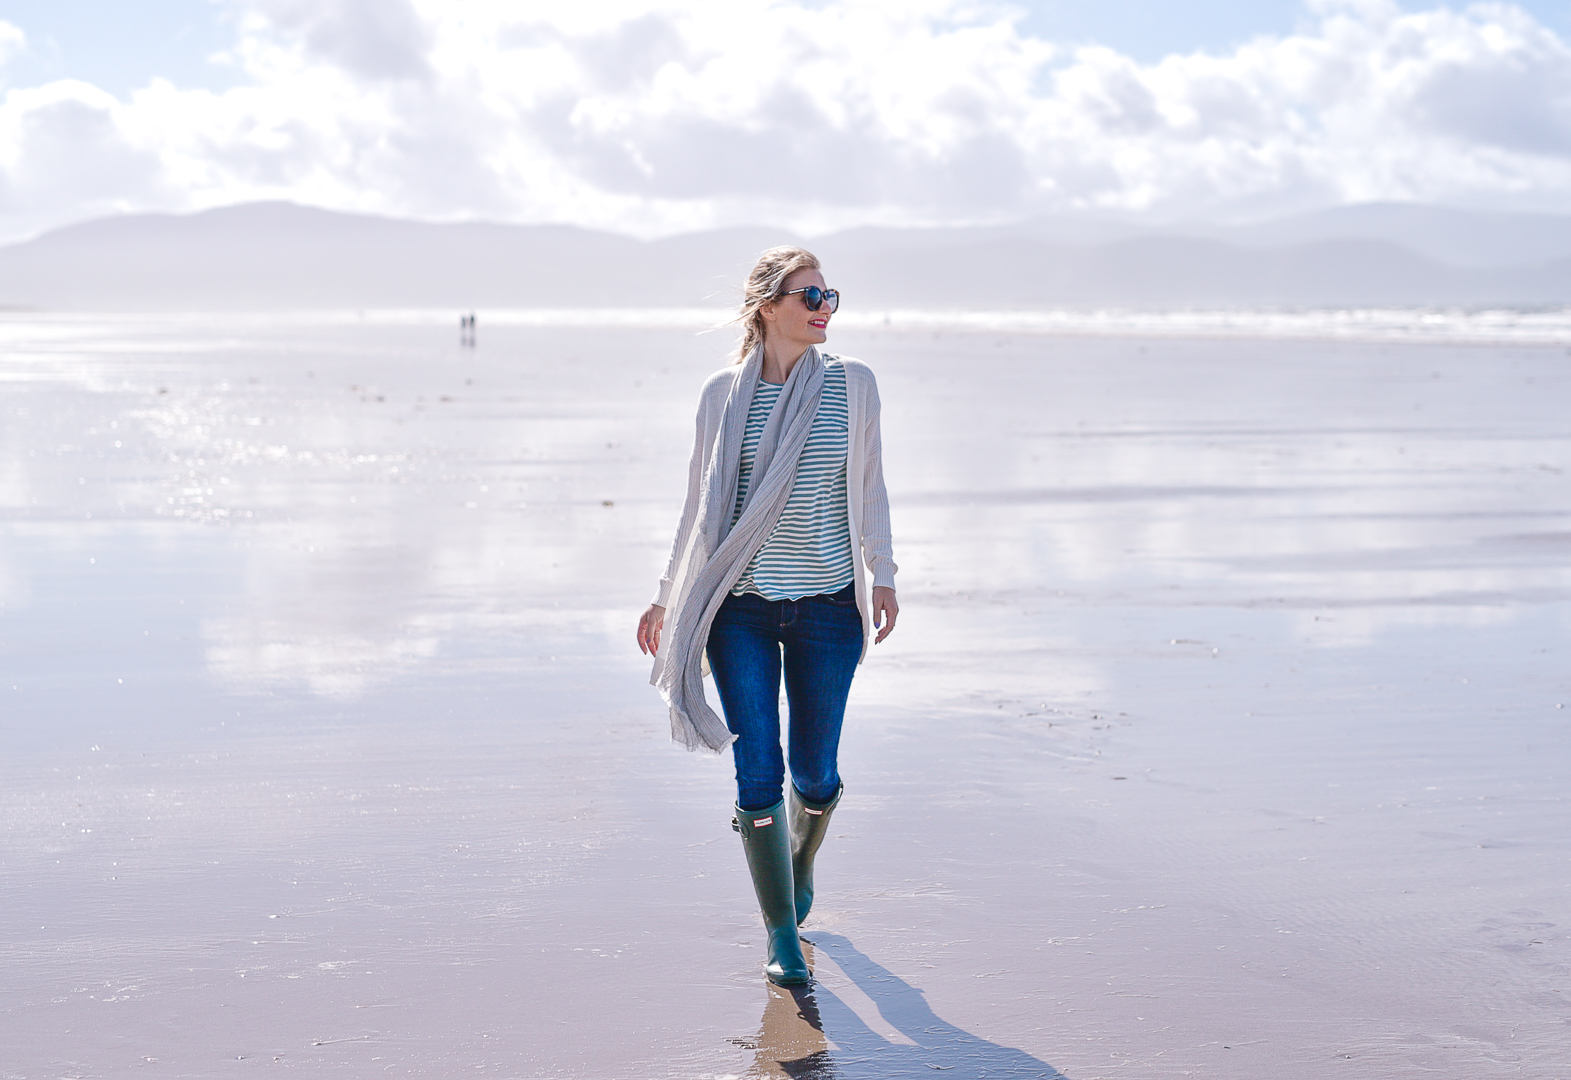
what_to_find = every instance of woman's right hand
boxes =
[637,604,666,656]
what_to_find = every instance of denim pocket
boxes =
[816,582,858,607]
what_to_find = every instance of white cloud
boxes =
[247,0,434,82]
[1,0,1571,241]
[0,20,24,70]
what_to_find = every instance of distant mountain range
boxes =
[3,201,1571,310]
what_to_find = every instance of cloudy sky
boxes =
[1,0,1570,242]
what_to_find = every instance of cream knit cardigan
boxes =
[649,354,898,747]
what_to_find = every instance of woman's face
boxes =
[762,267,831,351]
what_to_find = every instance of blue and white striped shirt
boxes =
[730,359,853,599]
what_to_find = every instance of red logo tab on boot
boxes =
[753,816,774,828]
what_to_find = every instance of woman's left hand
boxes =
[872,586,899,643]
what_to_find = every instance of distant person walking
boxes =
[638,246,898,985]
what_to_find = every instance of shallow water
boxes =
[1,312,1567,1078]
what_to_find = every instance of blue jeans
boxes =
[707,582,863,812]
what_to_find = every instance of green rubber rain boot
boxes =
[734,800,811,986]
[789,783,842,926]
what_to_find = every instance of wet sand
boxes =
[1,312,1567,1078]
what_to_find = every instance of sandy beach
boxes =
[2,311,1567,1078]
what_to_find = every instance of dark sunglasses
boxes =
[778,285,840,313]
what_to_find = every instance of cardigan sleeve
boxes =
[652,407,708,608]
[857,370,898,591]
[651,369,731,608]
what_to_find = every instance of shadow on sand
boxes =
[735,932,1070,1079]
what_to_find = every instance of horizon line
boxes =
[4,305,1570,345]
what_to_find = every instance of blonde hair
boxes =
[734,246,821,363]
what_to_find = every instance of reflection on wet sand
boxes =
[740,978,832,1079]
[744,936,1068,1079]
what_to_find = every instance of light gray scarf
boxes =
[652,343,826,752]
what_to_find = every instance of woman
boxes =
[637,246,898,986]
